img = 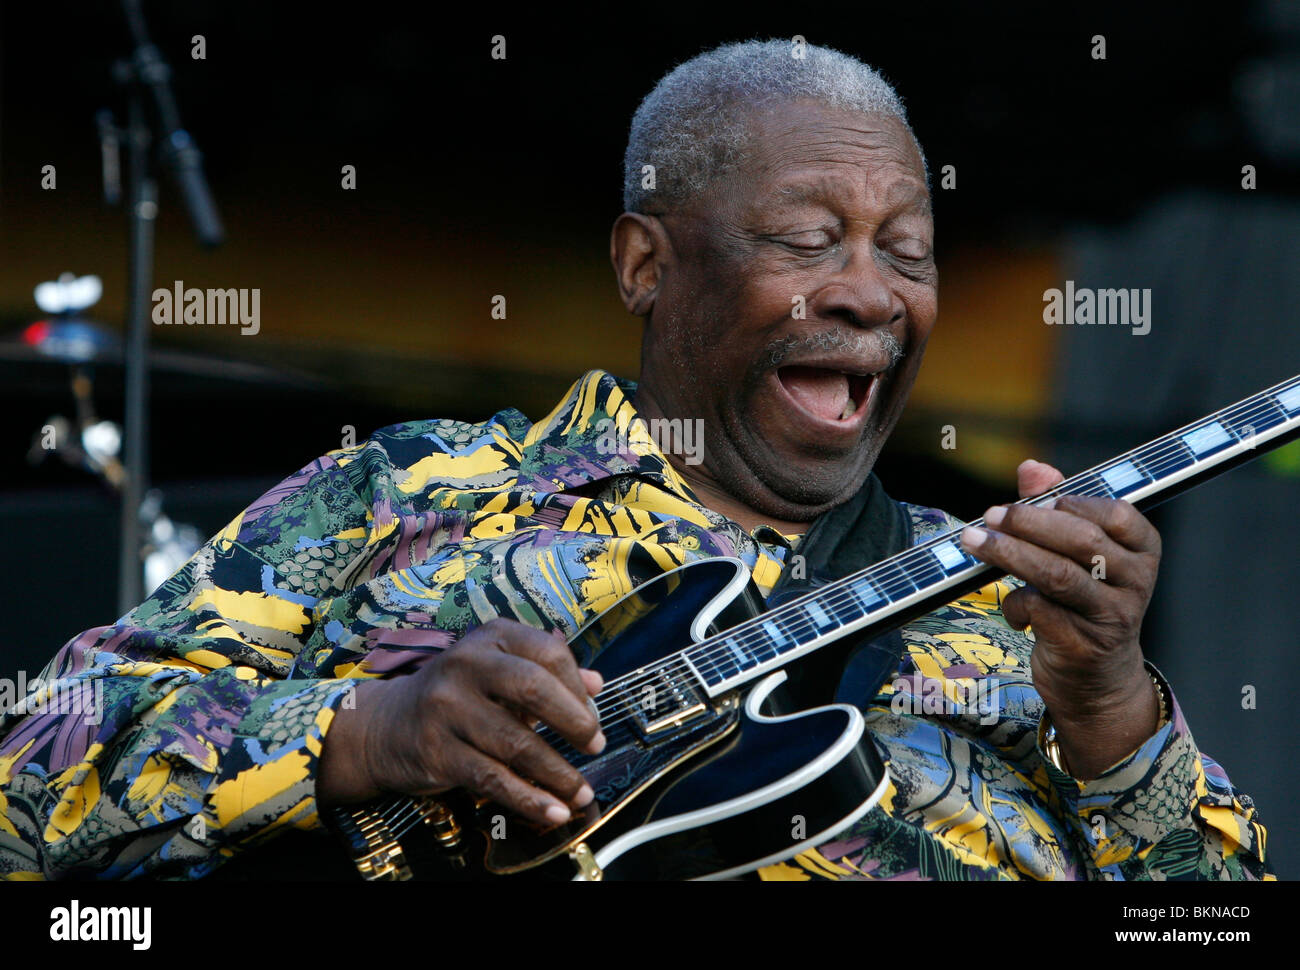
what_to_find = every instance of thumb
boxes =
[1017,459,1065,499]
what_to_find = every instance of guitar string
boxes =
[546,385,1300,730]
[377,796,430,841]
[624,383,1300,694]
[533,386,1299,742]
[578,387,1297,709]
[390,381,1300,834]
[547,418,1300,745]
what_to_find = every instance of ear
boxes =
[610,212,670,317]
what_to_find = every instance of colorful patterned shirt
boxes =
[0,370,1271,880]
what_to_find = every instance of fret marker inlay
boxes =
[851,582,882,611]
[1100,460,1145,495]
[724,637,747,667]
[1181,421,1231,456]
[807,601,835,631]
[932,541,967,571]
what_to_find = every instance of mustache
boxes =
[761,327,905,371]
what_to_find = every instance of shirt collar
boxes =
[517,369,702,501]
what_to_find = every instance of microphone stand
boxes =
[106,0,223,615]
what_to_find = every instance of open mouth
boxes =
[776,365,877,424]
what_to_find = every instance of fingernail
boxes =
[1042,496,1057,510]
[574,784,594,807]
[545,802,571,825]
[984,506,1005,528]
[962,525,988,549]
[583,668,604,690]
[589,730,606,754]
[587,696,602,721]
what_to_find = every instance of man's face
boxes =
[638,99,938,522]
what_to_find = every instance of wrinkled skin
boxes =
[616,102,937,534]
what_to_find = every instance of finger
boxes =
[961,523,1099,615]
[1017,459,1065,499]
[1051,495,1160,556]
[460,705,595,810]
[487,622,598,729]
[1002,584,1029,630]
[1002,584,1056,632]
[475,648,605,755]
[1002,584,1091,637]
[452,741,580,828]
[508,671,600,726]
[579,669,603,696]
[983,502,1137,582]
[509,705,541,731]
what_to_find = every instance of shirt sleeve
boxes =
[1036,663,1272,880]
[0,448,372,880]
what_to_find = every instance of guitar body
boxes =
[432,558,890,881]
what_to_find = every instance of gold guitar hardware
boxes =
[571,842,603,881]
[426,801,463,849]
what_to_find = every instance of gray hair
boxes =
[623,39,926,214]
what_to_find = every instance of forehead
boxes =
[736,101,928,212]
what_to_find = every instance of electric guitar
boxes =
[376,374,1300,881]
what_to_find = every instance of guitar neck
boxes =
[681,374,1300,697]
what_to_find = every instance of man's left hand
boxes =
[959,459,1163,780]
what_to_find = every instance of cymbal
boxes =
[0,332,322,388]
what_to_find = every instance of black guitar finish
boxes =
[422,558,888,880]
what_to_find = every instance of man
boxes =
[0,40,1270,880]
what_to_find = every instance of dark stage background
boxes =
[2,1,1298,875]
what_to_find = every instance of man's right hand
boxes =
[317,618,605,827]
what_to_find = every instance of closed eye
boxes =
[886,239,931,261]
[773,229,837,251]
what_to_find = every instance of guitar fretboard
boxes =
[680,374,1300,695]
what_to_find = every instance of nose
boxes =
[808,243,906,331]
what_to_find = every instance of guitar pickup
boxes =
[630,672,710,738]
[640,700,709,735]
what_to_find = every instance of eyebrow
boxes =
[765,177,931,215]
[772,181,837,204]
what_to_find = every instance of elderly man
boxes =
[0,40,1270,881]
